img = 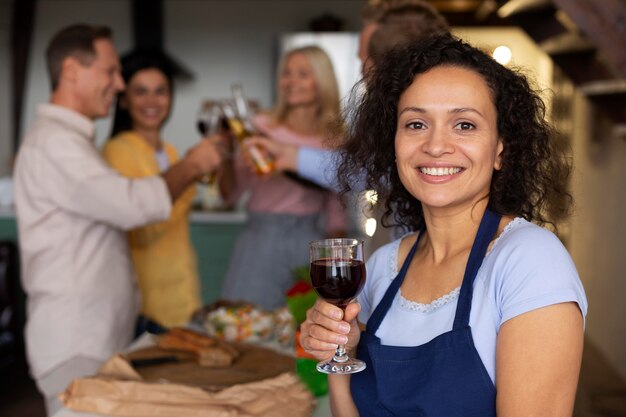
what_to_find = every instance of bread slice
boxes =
[158,328,239,367]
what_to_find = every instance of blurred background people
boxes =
[219,45,348,310]
[103,50,203,331]
[13,24,222,416]
[360,0,450,76]
[249,0,450,192]
[246,0,450,253]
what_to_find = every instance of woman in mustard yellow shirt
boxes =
[103,51,201,328]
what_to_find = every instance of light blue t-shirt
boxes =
[357,217,588,385]
[298,147,339,191]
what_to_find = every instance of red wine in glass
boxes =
[197,119,209,135]
[311,258,365,308]
[197,102,224,136]
[309,238,367,375]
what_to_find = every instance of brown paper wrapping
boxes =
[60,354,315,417]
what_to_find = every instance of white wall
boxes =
[279,32,361,106]
[568,96,626,379]
[22,0,132,149]
[18,0,366,154]
[452,27,553,93]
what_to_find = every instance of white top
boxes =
[14,104,172,379]
[357,217,588,384]
[155,148,170,172]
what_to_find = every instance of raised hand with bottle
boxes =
[221,84,275,176]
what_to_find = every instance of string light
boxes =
[363,190,378,205]
[492,45,512,65]
[364,218,377,237]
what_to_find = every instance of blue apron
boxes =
[351,209,500,416]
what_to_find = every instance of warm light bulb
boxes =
[492,45,512,65]
[364,218,377,237]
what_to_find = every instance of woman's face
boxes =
[279,53,318,107]
[394,65,503,213]
[123,68,171,132]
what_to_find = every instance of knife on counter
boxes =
[130,355,180,368]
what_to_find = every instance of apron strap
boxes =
[452,208,501,329]
[365,224,425,334]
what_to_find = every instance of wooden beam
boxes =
[551,53,616,84]
[132,0,163,50]
[588,95,626,125]
[581,80,626,125]
[540,32,595,55]
[511,10,567,42]
[130,0,193,79]
[497,0,553,18]
[551,0,626,76]
[497,0,566,42]
[579,79,626,96]
[429,0,484,13]
[11,0,36,149]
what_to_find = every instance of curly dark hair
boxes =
[338,34,572,231]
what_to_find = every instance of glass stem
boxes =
[334,345,348,363]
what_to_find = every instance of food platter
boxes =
[125,342,296,391]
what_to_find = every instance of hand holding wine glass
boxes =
[184,134,223,179]
[307,238,367,374]
[300,298,362,361]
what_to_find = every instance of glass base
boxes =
[316,357,366,375]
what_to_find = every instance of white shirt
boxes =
[14,104,172,379]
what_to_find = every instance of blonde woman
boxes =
[219,46,348,310]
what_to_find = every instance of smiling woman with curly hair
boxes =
[300,34,587,417]
[339,33,572,232]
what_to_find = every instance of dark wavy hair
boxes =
[338,34,572,231]
[109,49,174,138]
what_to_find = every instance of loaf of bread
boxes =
[158,328,239,367]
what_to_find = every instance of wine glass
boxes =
[196,102,223,184]
[309,238,367,374]
[197,101,223,137]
